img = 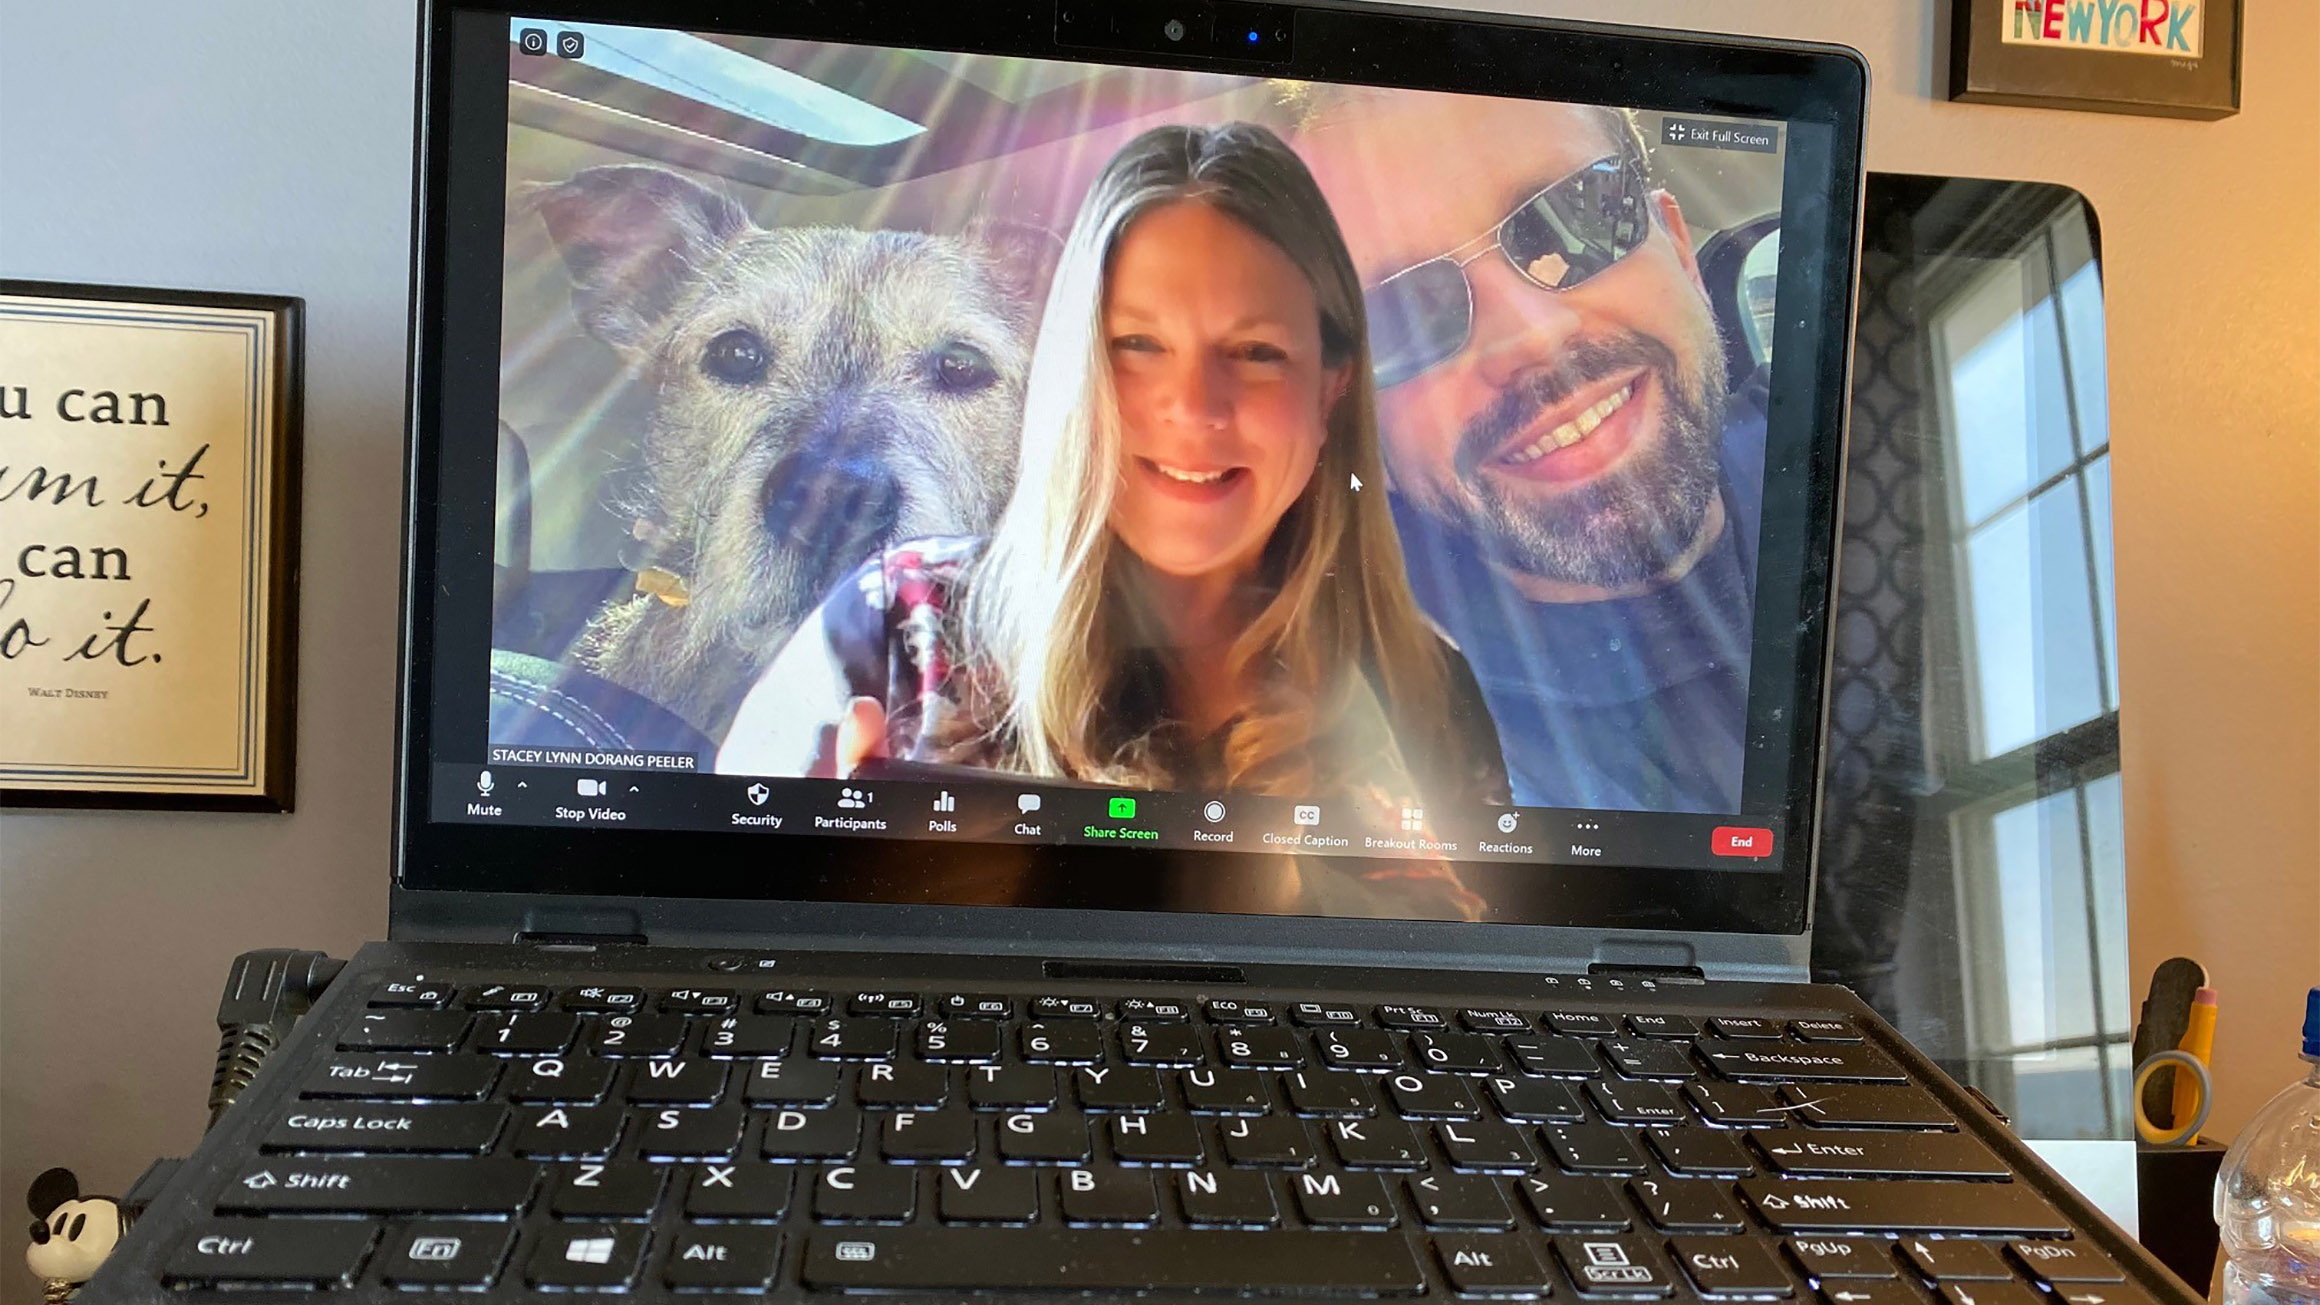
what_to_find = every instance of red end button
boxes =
[1712,826,1775,859]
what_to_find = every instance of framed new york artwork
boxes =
[1,280,303,811]
[1951,0,2242,119]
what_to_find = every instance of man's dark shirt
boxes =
[1392,383,1766,814]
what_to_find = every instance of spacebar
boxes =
[804,1229,1427,1294]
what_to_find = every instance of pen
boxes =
[2173,986,2219,1142]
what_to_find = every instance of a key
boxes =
[756,989,830,1016]
[162,1219,379,1289]
[1543,1123,1647,1174]
[1646,1126,1757,1177]
[939,994,1014,1019]
[1115,994,1190,1020]
[744,1056,841,1106]
[1542,1011,1618,1036]
[661,1226,781,1291]
[591,1014,689,1059]
[810,1016,900,1060]
[1110,1112,1205,1165]
[302,1054,498,1102]
[1939,1284,2048,1305]
[1411,1031,1502,1073]
[376,1219,516,1288]
[1434,1231,1553,1297]
[1517,1171,1631,1232]
[341,1009,469,1052]
[1710,1016,1784,1040]
[701,1015,794,1059]
[1294,1169,1398,1228]
[1327,1116,1427,1169]
[1021,1021,1106,1064]
[1220,1027,1304,1068]
[1030,996,1105,1019]
[881,1109,978,1162]
[1377,1004,1450,1030]
[505,1055,615,1105]
[1183,1066,1270,1113]
[1600,1037,1700,1081]
[1586,1078,1688,1125]
[1436,1119,1535,1172]
[526,1223,647,1290]
[1756,1129,2006,1179]
[373,979,456,1009]
[996,1110,1091,1164]
[216,1158,535,1215]
[2007,1241,2126,1284]
[263,1102,504,1154]
[1739,1179,2069,1235]
[1779,1083,1956,1129]
[1554,1233,1673,1295]
[1785,1238,1899,1279]
[473,1011,580,1055]
[1220,1115,1315,1168]
[858,1058,949,1108]
[1507,1035,1602,1078]
[661,987,739,1015]
[1900,1239,2015,1280]
[1316,1028,1402,1070]
[850,991,922,1017]
[938,1164,1040,1223]
[800,1228,1426,1293]
[1686,1080,1794,1128]
[1389,1071,1481,1118]
[1179,1168,1279,1227]
[760,1106,860,1160]
[1696,1039,1906,1083]
[633,1105,744,1161]
[1119,1022,1205,1066]
[813,1163,918,1222]
[625,1058,728,1106]
[1624,1013,1700,1039]
[1628,1175,1744,1232]
[1487,1075,1586,1123]
[1285,1069,1374,1117]
[1076,1063,1164,1112]
[1671,1235,1796,1297]
[551,1161,667,1219]
[917,1019,1002,1063]
[1289,1002,1363,1026]
[1408,1172,1516,1229]
[685,1161,793,1220]
[563,985,646,1013]
[1058,1166,1158,1225]
[967,1062,1057,1108]
[511,1104,624,1159]
[1818,1284,1919,1305]
[1790,1019,1863,1042]
[462,984,550,1011]
[1462,1009,1535,1033]
[1205,998,1277,1025]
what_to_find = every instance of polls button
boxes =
[1711,827,1775,859]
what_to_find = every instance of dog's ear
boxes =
[964,220,1064,329]
[523,165,752,352]
[28,1168,78,1220]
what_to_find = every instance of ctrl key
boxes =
[164,1219,379,1288]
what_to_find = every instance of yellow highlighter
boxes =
[2173,986,2219,1142]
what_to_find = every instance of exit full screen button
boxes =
[1712,826,1775,859]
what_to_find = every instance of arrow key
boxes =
[2054,1287,2162,1305]
[1820,1285,1918,1305]
[1900,1239,2014,1281]
[1939,1283,2046,1305]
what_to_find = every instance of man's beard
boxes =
[1436,331,1726,590]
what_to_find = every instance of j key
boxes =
[1119,1023,1205,1066]
[813,1163,918,1222]
[802,1228,1428,1293]
[1285,1069,1375,1117]
[1756,1128,2006,1179]
[1377,1004,1450,1030]
[1294,1169,1399,1228]
[997,1110,1092,1164]
[661,1227,782,1292]
[1183,1066,1270,1113]
[1791,1019,1863,1042]
[881,1108,979,1162]
[939,994,1014,1019]
[372,979,455,1008]
[527,1223,646,1290]
[1517,1172,1632,1232]
[1628,1175,1745,1232]
[1412,1032,1503,1074]
[1327,1116,1427,1169]
[1938,1284,2048,1305]
[563,986,646,1013]
[1059,1166,1158,1224]
[1077,1064,1164,1111]
[1220,1115,1315,1167]
[163,1218,379,1289]
[1710,1016,1784,1039]
[1507,1035,1602,1078]
[303,1054,498,1102]
[1645,1126,1757,1177]
[663,987,739,1015]
[1586,1078,1688,1125]
[1600,1038,1700,1081]
[1315,1028,1403,1070]
[1781,1083,1957,1130]
[1463,1009,1534,1033]
[463,983,550,1011]
[1488,1075,1586,1123]
[1389,1071,1481,1118]
[1110,1112,1206,1165]
[1900,1239,2015,1280]
[1786,1238,1900,1279]
[760,1106,860,1160]
[377,1219,516,1288]
[858,1059,949,1108]
[1554,1233,1674,1295]
[938,1164,1040,1223]
[2007,1241,2126,1284]
[552,1161,667,1218]
[1543,1123,1647,1175]
[263,1102,504,1155]
[918,1019,1002,1063]
[1686,1081,1793,1128]
[1670,1235,1796,1298]
[756,989,830,1016]
[1031,996,1105,1019]
[1179,1167,1280,1227]
[1625,1013,1700,1039]
[1434,1231,1553,1297]
[809,1016,899,1060]
[341,1009,469,1052]
[1119,998,1194,1021]
[218,1158,535,1215]
[511,1104,624,1159]
[966,1062,1057,1108]
[633,1105,744,1160]
[1290,1002,1363,1026]
[592,1014,689,1059]
[505,1055,615,1105]
[1021,1021,1106,1064]
[685,1162,793,1219]
[745,1057,840,1106]
[1696,1039,1907,1084]
[1543,1011,1619,1037]
[850,991,921,1017]
[1204,998,1278,1025]
[472,1011,579,1056]
[1408,1172,1516,1229]
[626,1058,728,1105]
[701,1015,794,1059]
[1220,1027,1304,1069]
[1437,1119,1535,1172]
[1739,1180,2070,1235]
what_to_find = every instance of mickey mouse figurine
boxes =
[26,1169,130,1304]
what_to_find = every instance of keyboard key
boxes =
[1408,1172,1516,1229]
[634,1105,745,1160]
[1031,995,1106,1019]
[1938,1284,2047,1305]
[511,1104,623,1159]
[936,1165,1039,1223]
[1628,1175,1744,1232]
[462,983,551,1011]
[1435,1231,1552,1297]
[1462,1009,1534,1033]
[1315,1028,1403,1070]
[1285,1069,1373,1117]
[1543,1123,1647,1175]
[263,1102,504,1154]
[1671,1235,1795,1297]
[917,1019,1002,1063]
[1389,1071,1481,1118]
[1060,1166,1158,1224]
[662,987,739,1014]
[1543,1010,1618,1036]
[505,1055,615,1105]
[373,979,455,1008]
[1180,1167,1280,1227]
[858,1058,949,1108]
[1685,1081,1793,1128]
[850,991,921,1017]
[1221,1028,1304,1068]
[2054,1287,2163,1305]
[1710,1016,1783,1039]
[1110,1111,1205,1165]
[1205,998,1277,1024]
[1119,997,1194,1021]
[685,1161,792,1220]
[1437,1119,1535,1172]
[163,1219,378,1288]
[1517,1172,1631,1232]
[1696,1039,1906,1084]
[1624,1013,1700,1039]
[1507,1035,1602,1078]
[552,1161,667,1218]
[1739,1179,2069,1235]
[563,985,646,1013]
[1599,1037,1700,1081]
[626,1058,729,1105]
[1183,1066,1270,1113]
[1585,1078,1688,1125]
[1900,1239,2015,1280]
[1289,1002,1363,1026]
[473,1011,581,1056]
[1819,1285,1918,1305]
[527,1223,647,1290]
[1786,1237,1899,1279]
[701,1015,794,1059]
[744,1056,840,1106]
[216,1157,535,1215]
[813,1163,918,1222]
[809,1016,900,1060]
[1412,1032,1503,1074]
[801,1228,1426,1292]
[1220,1115,1315,1168]
[1756,1129,2006,1179]
[377,1219,516,1288]
[1554,1233,1673,1295]
[1780,1083,1956,1129]
[1645,1126,1757,1178]
[661,1226,781,1291]
[1327,1116,1427,1170]
[1077,1064,1164,1111]
[1119,1022,1205,1066]
[2008,1241,2126,1284]
[1487,1075,1585,1123]
[939,994,1014,1019]
[1790,1019,1863,1042]
[1377,1004,1450,1030]
[1294,1170,1398,1228]
[760,1106,860,1160]
[302,1054,498,1102]
[882,1108,978,1162]
[996,1110,1091,1164]
[756,989,830,1016]
[590,1014,689,1059]
[1021,1021,1105,1064]
[966,1062,1057,1108]
[341,1009,469,1052]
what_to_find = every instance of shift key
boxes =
[1741,1180,2067,1235]
[217,1157,535,1215]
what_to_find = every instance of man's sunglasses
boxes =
[1363,151,1651,389]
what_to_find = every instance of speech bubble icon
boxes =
[1017,793,1042,814]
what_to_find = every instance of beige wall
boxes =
[2,1,2315,1289]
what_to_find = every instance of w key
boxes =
[626,1059,728,1105]
[263,1103,503,1154]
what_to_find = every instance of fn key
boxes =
[164,1219,379,1288]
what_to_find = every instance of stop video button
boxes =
[1711,826,1775,858]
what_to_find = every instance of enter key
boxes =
[1754,1129,2008,1180]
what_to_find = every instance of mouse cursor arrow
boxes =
[1350,474,1363,491]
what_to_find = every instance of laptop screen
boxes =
[405,4,1861,934]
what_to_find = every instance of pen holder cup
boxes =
[2137,1139,2225,1295]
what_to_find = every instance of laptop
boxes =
[87,0,2197,1300]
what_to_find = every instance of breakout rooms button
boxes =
[1711,827,1775,859]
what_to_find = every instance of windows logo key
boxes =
[564,1236,615,1265]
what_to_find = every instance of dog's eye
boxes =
[701,328,770,386]
[931,342,997,394]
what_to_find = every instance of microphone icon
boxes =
[477,769,495,796]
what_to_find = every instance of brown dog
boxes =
[524,165,1043,739]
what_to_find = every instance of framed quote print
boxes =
[1,281,302,811]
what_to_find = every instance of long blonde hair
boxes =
[955,121,1453,795]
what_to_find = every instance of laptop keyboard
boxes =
[158,977,2153,1300]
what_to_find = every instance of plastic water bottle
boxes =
[2215,986,2320,1305]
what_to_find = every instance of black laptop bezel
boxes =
[394,0,1866,951]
